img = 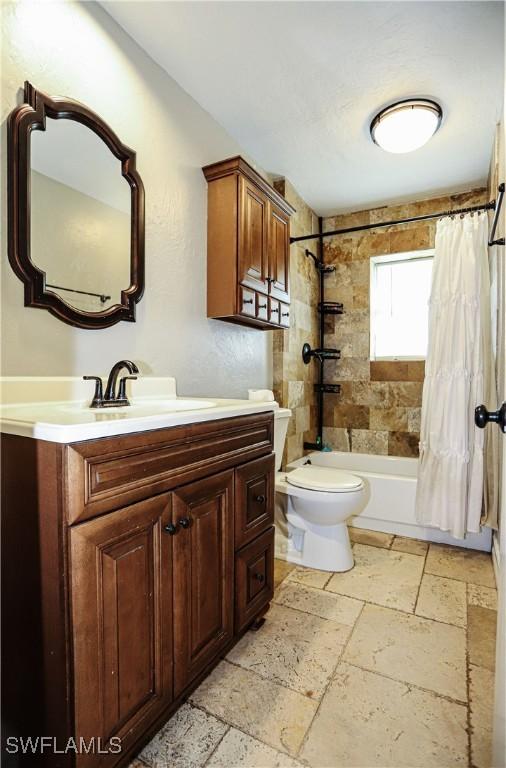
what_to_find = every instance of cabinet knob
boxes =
[282,312,289,317]
[266,276,274,284]
[258,303,267,310]
[271,307,279,314]
[253,572,265,582]
[243,298,253,305]
[179,517,191,529]
[164,522,179,535]
[255,494,266,504]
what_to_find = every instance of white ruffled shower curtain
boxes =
[415,212,492,539]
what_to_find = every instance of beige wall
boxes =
[272,179,319,465]
[32,171,130,312]
[1,0,272,397]
[320,187,488,457]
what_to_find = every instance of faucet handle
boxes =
[83,376,104,408]
[117,375,137,403]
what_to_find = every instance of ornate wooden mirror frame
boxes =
[7,81,145,329]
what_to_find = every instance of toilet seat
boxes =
[286,465,363,493]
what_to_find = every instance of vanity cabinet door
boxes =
[238,175,269,294]
[172,471,234,697]
[267,202,290,303]
[70,494,173,765]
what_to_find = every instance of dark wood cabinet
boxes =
[70,494,173,766]
[2,413,276,768]
[203,156,295,330]
[235,526,275,633]
[235,453,274,549]
[239,175,269,294]
[268,203,290,303]
[172,471,234,696]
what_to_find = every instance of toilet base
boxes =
[286,517,354,572]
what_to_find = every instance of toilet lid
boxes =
[286,465,363,493]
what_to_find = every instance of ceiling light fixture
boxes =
[370,98,443,154]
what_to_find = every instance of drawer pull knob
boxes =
[271,307,279,314]
[179,517,191,529]
[255,494,266,504]
[253,573,265,582]
[258,303,267,309]
[282,312,289,317]
[164,523,179,535]
[243,298,254,305]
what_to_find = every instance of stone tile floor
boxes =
[131,530,497,768]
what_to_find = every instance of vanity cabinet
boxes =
[203,156,294,330]
[1,412,275,767]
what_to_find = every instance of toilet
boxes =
[274,408,366,572]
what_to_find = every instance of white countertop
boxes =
[0,377,278,443]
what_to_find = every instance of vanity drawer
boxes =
[279,302,290,328]
[65,412,274,524]
[234,453,274,549]
[269,297,280,325]
[255,292,269,322]
[235,527,274,633]
[239,286,256,318]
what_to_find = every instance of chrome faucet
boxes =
[83,360,139,408]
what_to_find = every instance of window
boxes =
[370,249,434,360]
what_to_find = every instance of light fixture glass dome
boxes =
[370,99,442,154]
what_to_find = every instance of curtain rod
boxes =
[290,183,505,247]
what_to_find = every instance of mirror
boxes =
[7,82,145,328]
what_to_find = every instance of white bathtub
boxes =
[285,451,492,552]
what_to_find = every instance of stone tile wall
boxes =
[272,179,320,464]
[321,187,488,457]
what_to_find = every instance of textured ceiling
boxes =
[102,1,504,215]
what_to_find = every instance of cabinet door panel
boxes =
[173,471,234,696]
[239,176,268,292]
[70,494,172,765]
[268,203,290,303]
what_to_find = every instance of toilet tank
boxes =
[273,408,292,471]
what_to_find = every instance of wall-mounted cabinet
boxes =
[203,156,294,330]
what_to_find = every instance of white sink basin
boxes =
[0,377,278,443]
[60,398,217,417]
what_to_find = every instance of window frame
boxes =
[369,248,434,362]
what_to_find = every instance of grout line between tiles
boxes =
[412,543,430,615]
[342,660,468,708]
[423,568,496,590]
[191,693,306,763]
[295,601,368,760]
[201,723,231,768]
[219,656,325,703]
[466,582,473,768]
[285,560,479,636]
